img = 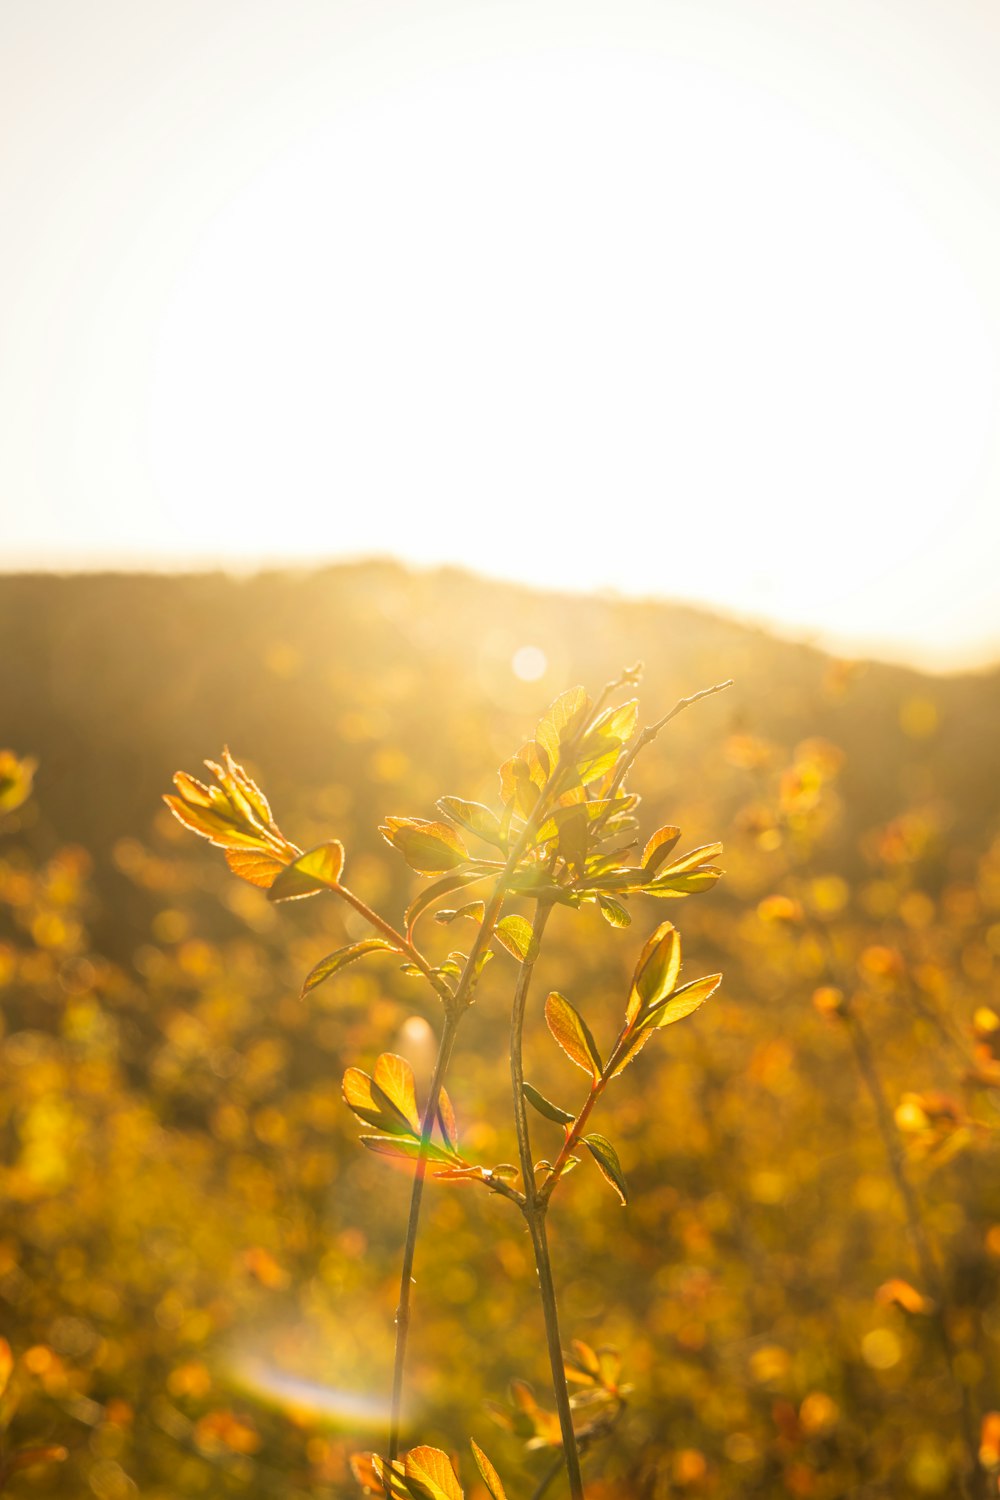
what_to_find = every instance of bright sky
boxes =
[2,0,999,670]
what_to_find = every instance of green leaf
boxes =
[583,1133,628,1205]
[598,895,631,928]
[437,796,505,850]
[494,915,539,962]
[470,1439,508,1500]
[642,825,682,871]
[523,1082,574,1125]
[380,817,470,875]
[545,991,602,1079]
[535,686,590,773]
[268,840,346,901]
[657,841,724,876]
[404,1447,464,1500]
[645,867,723,897]
[642,972,722,1029]
[300,939,399,997]
[373,1053,421,1133]
[593,698,639,745]
[626,921,681,1025]
[434,899,487,926]
[359,1135,456,1165]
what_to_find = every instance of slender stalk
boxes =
[384,795,567,1462]
[387,1007,462,1461]
[598,679,733,818]
[332,881,453,1004]
[509,902,585,1500]
[846,1008,985,1500]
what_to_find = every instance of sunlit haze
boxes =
[2,0,999,669]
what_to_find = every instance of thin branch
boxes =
[509,901,585,1500]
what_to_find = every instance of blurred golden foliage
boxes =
[1,564,999,1498]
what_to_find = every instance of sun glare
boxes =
[144,48,996,658]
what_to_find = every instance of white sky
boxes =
[1,0,999,670]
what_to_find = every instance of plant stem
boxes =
[846,1008,985,1500]
[384,801,563,1463]
[387,1005,462,1463]
[333,881,453,1004]
[509,902,584,1500]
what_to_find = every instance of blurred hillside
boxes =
[2,564,999,1500]
[3,562,998,886]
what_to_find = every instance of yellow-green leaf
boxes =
[269,840,345,901]
[656,842,724,877]
[367,1455,412,1498]
[359,1135,455,1165]
[301,939,399,997]
[535,686,590,773]
[545,991,602,1079]
[642,972,722,1029]
[642,825,682,871]
[380,817,469,875]
[645,866,723,897]
[598,895,631,928]
[583,1133,628,1205]
[404,1446,464,1500]
[373,1053,421,1134]
[470,1439,508,1500]
[495,915,539,963]
[608,1027,656,1077]
[437,796,505,849]
[626,921,681,1025]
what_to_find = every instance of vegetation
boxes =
[1,563,999,1499]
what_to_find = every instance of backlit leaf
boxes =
[545,991,602,1079]
[373,1053,421,1134]
[535,686,590,773]
[380,817,469,874]
[342,1068,418,1136]
[643,973,722,1029]
[609,1027,656,1076]
[593,698,639,745]
[437,1086,458,1152]
[642,825,682,871]
[404,1447,464,1500]
[163,794,263,849]
[626,921,681,1025]
[269,840,346,901]
[495,915,539,963]
[301,939,399,997]
[470,1439,508,1500]
[434,900,487,926]
[583,1133,628,1205]
[224,847,288,890]
[437,796,505,849]
[359,1135,455,1165]
[644,867,723,897]
[598,895,631,928]
[523,1082,574,1125]
[656,842,724,877]
[368,1455,412,1499]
